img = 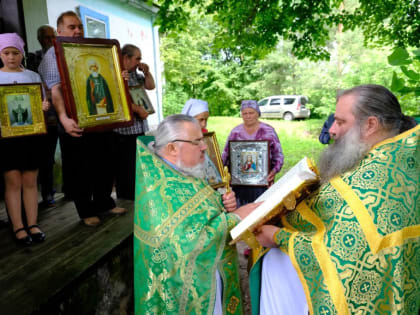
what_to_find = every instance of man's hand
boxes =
[138,62,150,75]
[138,63,155,90]
[42,99,50,111]
[52,84,83,137]
[267,169,277,185]
[121,70,129,80]
[222,191,237,212]
[256,225,280,248]
[60,115,83,137]
[132,102,149,120]
[232,202,262,219]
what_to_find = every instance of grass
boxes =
[207,117,326,179]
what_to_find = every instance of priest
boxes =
[134,114,258,314]
[254,84,420,315]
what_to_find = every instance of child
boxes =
[0,33,50,246]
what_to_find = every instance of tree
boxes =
[160,12,259,116]
[153,0,419,60]
[388,47,420,115]
[159,5,413,119]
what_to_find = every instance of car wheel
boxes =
[283,112,294,121]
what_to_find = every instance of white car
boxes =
[258,95,311,120]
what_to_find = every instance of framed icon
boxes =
[229,140,270,186]
[203,132,225,189]
[54,37,133,132]
[0,83,46,138]
[129,85,155,114]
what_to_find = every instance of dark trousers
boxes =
[233,185,267,207]
[57,123,72,197]
[63,131,116,219]
[114,133,141,200]
[38,125,58,200]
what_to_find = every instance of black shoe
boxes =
[28,225,46,243]
[41,198,56,207]
[14,227,33,246]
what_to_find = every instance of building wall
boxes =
[22,0,163,125]
[22,0,49,51]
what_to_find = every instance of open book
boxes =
[230,157,319,243]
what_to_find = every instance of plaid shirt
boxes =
[38,47,60,89]
[114,71,149,135]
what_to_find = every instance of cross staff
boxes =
[223,166,231,194]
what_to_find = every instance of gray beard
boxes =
[318,125,371,185]
[176,159,206,179]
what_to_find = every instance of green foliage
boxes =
[159,7,415,119]
[162,82,190,116]
[160,12,264,116]
[351,0,420,49]
[237,30,394,118]
[155,0,419,61]
[388,47,420,115]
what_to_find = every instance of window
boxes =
[258,99,268,106]
[283,98,295,105]
[269,98,281,105]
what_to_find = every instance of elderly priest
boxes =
[254,84,420,315]
[134,114,258,314]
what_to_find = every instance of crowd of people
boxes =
[134,85,419,315]
[1,9,419,315]
[0,11,154,244]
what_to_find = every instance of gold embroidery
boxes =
[330,177,420,253]
[136,186,215,247]
[288,231,314,314]
[371,124,419,149]
[227,296,240,313]
[297,201,349,314]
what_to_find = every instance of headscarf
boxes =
[0,33,25,55]
[241,100,260,116]
[181,99,209,117]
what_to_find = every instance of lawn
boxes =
[207,117,326,179]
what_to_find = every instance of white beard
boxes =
[319,124,371,185]
[175,159,206,179]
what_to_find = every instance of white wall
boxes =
[23,0,163,125]
[22,0,49,52]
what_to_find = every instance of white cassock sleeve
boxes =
[213,269,223,315]
[260,248,308,315]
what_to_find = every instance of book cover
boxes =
[230,157,319,242]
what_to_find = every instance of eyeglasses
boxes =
[173,138,205,146]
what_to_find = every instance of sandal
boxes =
[28,224,46,243]
[14,227,32,246]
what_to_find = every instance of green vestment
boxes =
[134,139,243,315]
[250,125,420,314]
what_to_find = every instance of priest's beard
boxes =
[319,124,371,185]
[176,159,206,179]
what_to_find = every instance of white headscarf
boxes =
[181,99,209,117]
